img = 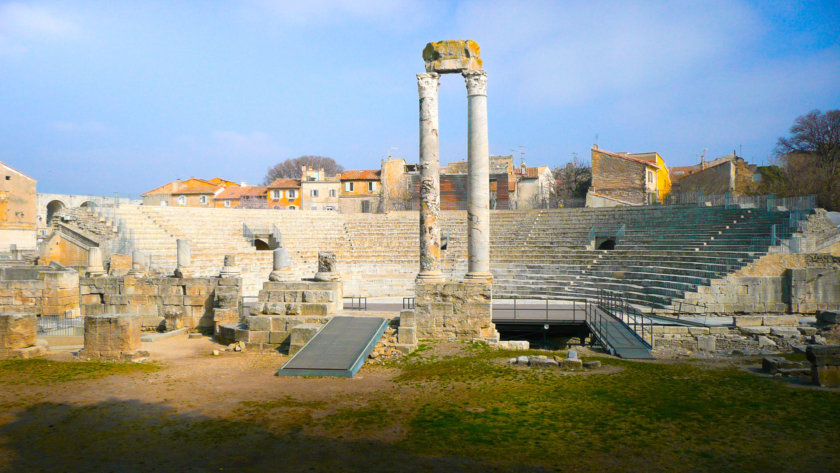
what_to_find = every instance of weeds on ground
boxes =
[0,359,159,385]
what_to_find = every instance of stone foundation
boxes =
[220,279,342,352]
[403,280,498,343]
[0,266,80,317]
[78,313,144,361]
[80,276,240,332]
[806,345,840,387]
[0,313,46,359]
[650,323,829,357]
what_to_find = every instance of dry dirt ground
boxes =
[0,335,545,472]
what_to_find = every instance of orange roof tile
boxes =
[267,178,301,189]
[216,185,267,200]
[593,148,663,170]
[340,170,381,180]
[142,178,222,196]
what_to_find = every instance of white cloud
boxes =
[0,2,80,56]
[50,120,107,133]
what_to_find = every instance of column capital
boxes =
[462,69,487,96]
[417,72,440,99]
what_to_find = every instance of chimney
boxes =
[240,181,247,186]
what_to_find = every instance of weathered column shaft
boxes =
[176,239,191,267]
[463,70,492,280]
[417,72,445,282]
[88,247,104,269]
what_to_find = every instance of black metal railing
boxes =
[344,296,367,311]
[595,289,655,348]
[499,296,586,323]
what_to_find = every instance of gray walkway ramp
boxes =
[587,308,653,359]
[276,316,388,378]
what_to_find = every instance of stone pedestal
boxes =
[173,239,192,278]
[0,313,45,359]
[411,279,497,342]
[78,313,144,361]
[268,247,294,282]
[219,254,240,278]
[313,252,340,282]
[807,345,840,387]
[128,250,146,277]
[86,247,106,277]
[416,72,445,283]
[463,69,492,282]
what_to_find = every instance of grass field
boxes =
[0,344,837,472]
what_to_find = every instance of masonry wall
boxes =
[0,267,80,317]
[590,150,647,205]
[39,232,90,268]
[80,276,239,330]
[674,161,734,195]
[682,269,840,314]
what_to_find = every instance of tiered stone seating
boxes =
[113,203,801,305]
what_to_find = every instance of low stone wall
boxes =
[80,276,240,331]
[651,322,823,358]
[78,313,143,361]
[681,266,840,314]
[0,266,80,317]
[407,280,498,343]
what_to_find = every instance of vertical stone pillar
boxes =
[417,71,445,282]
[86,247,106,277]
[463,69,492,281]
[174,239,191,278]
[219,254,240,278]
[269,247,294,282]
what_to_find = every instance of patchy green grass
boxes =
[0,359,159,385]
[290,343,839,472]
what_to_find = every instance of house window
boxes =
[311,189,319,197]
[199,195,208,205]
[345,182,354,192]
[369,181,377,192]
[288,205,296,210]
[178,195,186,206]
[325,206,335,211]
[288,190,297,199]
[647,170,654,184]
[271,190,280,200]
[224,200,231,208]
[329,189,336,198]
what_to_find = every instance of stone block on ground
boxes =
[288,323,321,355]
[559,358,583,369]
[78,313,142,361]
[0,313,37,350]
[806,345,840,387]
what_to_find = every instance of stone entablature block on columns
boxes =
[423,40,482,73]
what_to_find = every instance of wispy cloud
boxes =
[0,2,80,56]
[50,120,107,133]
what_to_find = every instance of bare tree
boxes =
[264,156,345,184]
[551,155,591,207]
[772,109,840,210]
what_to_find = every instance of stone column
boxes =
[86,247,106,277]
[269,247,294,282]
[416,72,445,282]
[174,239,191,278]
[128,249,145,276]
[219,254,240,278]
[463,69,492,281]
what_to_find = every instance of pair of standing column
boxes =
[416,70,491,282]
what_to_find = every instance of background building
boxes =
[300,167,340,211]
[670,153,759,197]
[267,178,301,210]
[214,185,267,208]
[339,170,381,213]
[586,147,671,207]
[0,161,37,251]
[141,178,229,207]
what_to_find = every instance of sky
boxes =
[1,0,838,197]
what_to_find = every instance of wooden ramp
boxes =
[276,316,388,378]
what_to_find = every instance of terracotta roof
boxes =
[340,170,380,180]
[518,166,549,179]
[216,185,267,200]
[207,177,238,187]
[669,165,698,180]
[142,178,221,196]
[267,178,301,189]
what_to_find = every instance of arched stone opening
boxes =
[596,238,616,250]
[46,200,66,226]
[254,239,271,251]
[79,201,93,208]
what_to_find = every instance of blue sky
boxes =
[1,0,838,196]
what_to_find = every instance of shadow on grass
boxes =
[0,399,550,473]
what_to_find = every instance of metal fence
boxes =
[662,192,817,211]
[596,289,654,348]
[344,296,367,311]
[37,314,84,337]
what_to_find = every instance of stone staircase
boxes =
[111,204,803,304]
